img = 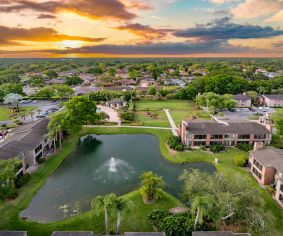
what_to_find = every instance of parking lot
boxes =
[221,107,275,121]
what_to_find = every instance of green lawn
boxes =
[134,99,210,127]
[0,127,282,236]
[271,108,283,121]
[0,107,11,121]
[0,106,37,121]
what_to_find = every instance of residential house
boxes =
[192,232,250,236]
[165,78,186,87]
[45,78,65,85]
[234,94,252,107]
[106,98,127,109]
[73,86,99,96]
[249,144,283,208]
[180,120,272,148]
[140,79,157,88]
[115,79,136,86]
[124,233,165,236]
[259,94,283,107]
[0,119,55,175]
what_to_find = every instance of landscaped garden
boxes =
[133,99,210,127]
[0,126,283,236]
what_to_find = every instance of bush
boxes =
[210,144,225,153]
[233,155,248,167]
[167,136,184,151]
[236,143,253,152]
[3,188,18,200]
[266,185,275,195]
[15,173,31,188]
[37,158,46,164]
[199,145,206,151]
[120,111,134,121]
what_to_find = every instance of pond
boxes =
[20,134,216,223]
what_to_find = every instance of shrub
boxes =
[167,136,184,151]
[210,144,225,153]
[120,111,134,121]
[236,143,253,152]
[37,158,46,164]
[3,188,18,200]
[199,145,206,151]
[266,185,275,195]
[15,173,31,188]
[233,155,248,167]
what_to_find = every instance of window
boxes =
[225,134,235,138]
[238,134,250,139]
[254,134,266,139]
[279,194,283,204]
[35,152,43,162]
[280,184,283,193]
[252,167,262,180]
[193,141,206,146]
[35,144,42,154]
[194,135,207,140]
[253,159,263,171]
[211,134,223,139]
[237,141,249,145]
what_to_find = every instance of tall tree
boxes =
[114,197,133,235]
[91,193,116,235]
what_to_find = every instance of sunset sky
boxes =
[0,0,283,58]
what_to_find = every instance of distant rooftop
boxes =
[262,94,283,100]
[234,94,251,101]
[0,232,27,236]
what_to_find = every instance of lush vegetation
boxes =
[167,135,184,151]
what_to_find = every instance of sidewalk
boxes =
[163,109,178,136]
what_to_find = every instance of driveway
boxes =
[97,105,121,124]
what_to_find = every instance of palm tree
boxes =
[113,197,133,235]
[91,193,116,235]
[191,195,214,231]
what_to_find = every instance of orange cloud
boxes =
[115,23,172,40]
[0,0,136,21]
[0,25,105,45]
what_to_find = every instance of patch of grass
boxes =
[0,107,11,121]
[0,106,37,121]
[271,108,283,121]
[134,99,210,127]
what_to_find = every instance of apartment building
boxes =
[180,120,272,148]
[0,119,54,175]
[249,145,283,208]
[234,94,252,107]
[259,94,283,107]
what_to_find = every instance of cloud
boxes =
[22,40,255,55]
[115,23,172,40]
[0,0,136,21]
[120,0,153,10]
[173,17,283,41]
[230,0,283,19]
[266,9,283,23]
[37,13,56,19]
[0,25,106,45]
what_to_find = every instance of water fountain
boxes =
[109,157,117,172]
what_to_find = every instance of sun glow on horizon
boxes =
[55,40,85,49]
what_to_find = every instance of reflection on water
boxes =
[20,134,216,223]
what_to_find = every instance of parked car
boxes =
[249,107,256,112]
[228,108,236,112]
[36,115,47,118]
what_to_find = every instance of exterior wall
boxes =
[274,176,283,208]
[248,153,277,185]
[261,96,283,107]
[236,99,251,107]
